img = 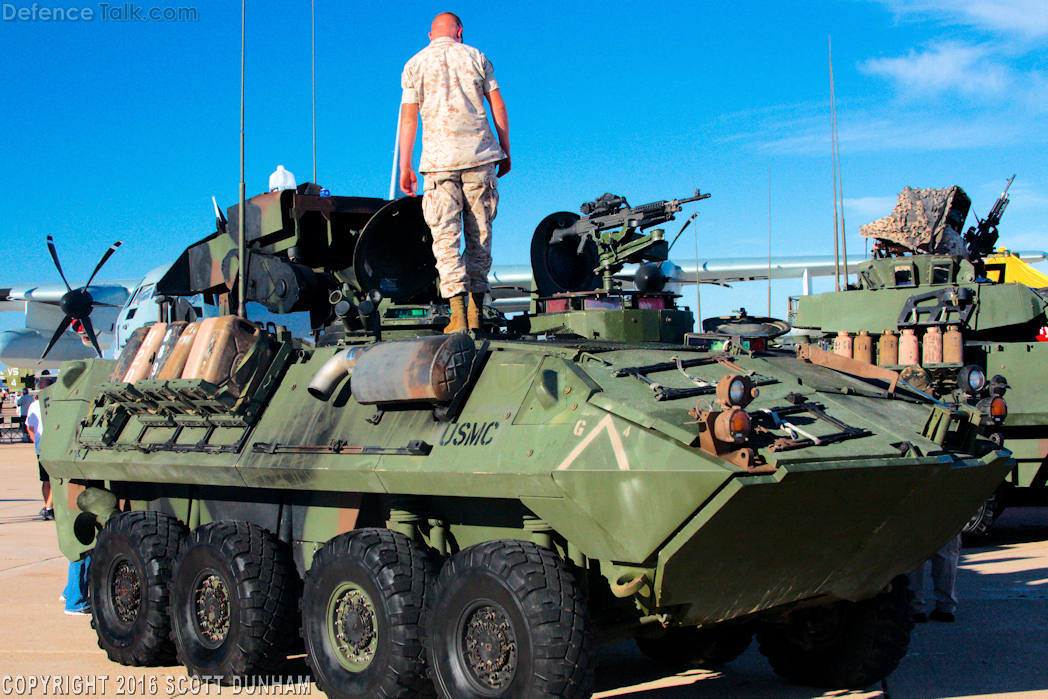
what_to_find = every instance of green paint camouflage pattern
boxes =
[38,186,1016,693]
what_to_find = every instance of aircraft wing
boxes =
[488,251,1048,312]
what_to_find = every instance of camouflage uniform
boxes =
[402,37,505,297]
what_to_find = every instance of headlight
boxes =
[717,374,759,409]
[958,365,987,395]
[714,407,752,443]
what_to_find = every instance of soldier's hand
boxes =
[400,167,417,196]
[497,156,511,178]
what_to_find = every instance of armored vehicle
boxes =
[42,185,1010,699]
[791,181,1045,535]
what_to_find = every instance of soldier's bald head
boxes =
[430,12,463,42]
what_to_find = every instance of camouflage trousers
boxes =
[422,163,498,298]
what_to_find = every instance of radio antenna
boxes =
[390,106,402,200]
[312,0,317,183]
[829,35,842,292]
[237,0,247,319]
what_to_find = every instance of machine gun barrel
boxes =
[986,174,1015,226]
[965,174,1015,260]
[553,190,710,244]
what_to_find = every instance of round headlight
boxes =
[714,407,752,444]
[958,365,987,395]
[729,378,747,405]
[717,374,758,408]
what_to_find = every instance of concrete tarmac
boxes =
[2,438,1047,698]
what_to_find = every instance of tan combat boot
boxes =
[468,292,485,331]
[444,294,468,334]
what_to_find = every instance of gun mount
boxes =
[538,190,709,296]
[514,191,708,342]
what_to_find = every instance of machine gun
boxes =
[547,190,710,293]
[965,175,1015,261]
[552,190,710,248]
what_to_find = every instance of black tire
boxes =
[962,485,1005,541]
[301,528,435,699]
[757,576,914,689]
[636,623,752,669]
[90,511,187,666]
[169,521,301,683]
[424,539,594,699]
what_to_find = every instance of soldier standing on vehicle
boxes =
[399,11,511,334]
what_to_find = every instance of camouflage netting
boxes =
[860,186,971,256]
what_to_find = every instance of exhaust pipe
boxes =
[307,347,367,400]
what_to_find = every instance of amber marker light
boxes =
[989,396,1008,420]
[714,407,752,443]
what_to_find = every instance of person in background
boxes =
[909,533,961,623]
[24,383,53,520]
[25,376,91,615]
[16,388,33,442]
[399,11,511,334]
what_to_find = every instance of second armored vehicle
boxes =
[792,181,1044,535]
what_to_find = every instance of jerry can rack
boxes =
[78,342,294,452]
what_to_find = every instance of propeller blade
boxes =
[40,315,73,360]
[79,315,104,359]
[84,241,123,288]
[46,235,73,292]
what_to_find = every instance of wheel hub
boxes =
[111,560,141,624]
[464,605,517,689]
[195,573,230,644]
[331,586,377,670]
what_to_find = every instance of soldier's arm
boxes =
[399,103,419,196]
[487,89,511,177]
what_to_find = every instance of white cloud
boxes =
[755,113,1026,156]
[875,0,1048,40]
[859,42,1013,98]
[844,196,898,223]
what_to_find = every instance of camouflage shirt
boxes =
[402,38,505,173]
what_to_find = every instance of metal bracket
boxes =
[250,440,432,456]
[754,400,871,452]
[897,287,974,328]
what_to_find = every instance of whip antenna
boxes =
[237,0,247,319]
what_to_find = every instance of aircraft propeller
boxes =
[40,235,124,360]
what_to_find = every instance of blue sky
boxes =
[2,0,1046,344]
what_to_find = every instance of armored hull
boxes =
[40,188,1011,699]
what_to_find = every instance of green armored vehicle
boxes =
[42,186,1010,699]
[792,181,1046,535]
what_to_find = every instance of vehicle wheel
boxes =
[169,521,300,683]
[425,539,594,699]
[756,576,914,689]
[301,528,435,699]
[90,511,187,666]
[962,484,1005,540]
[636,622,752,669]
